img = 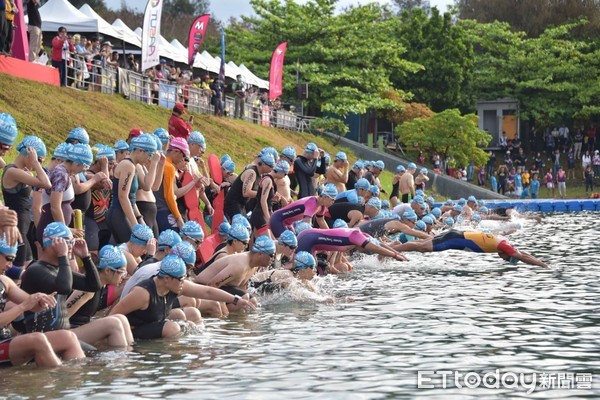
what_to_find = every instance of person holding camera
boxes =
[168,103,193,140]
[51,27,74,86]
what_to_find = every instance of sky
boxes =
[104,0,454,21]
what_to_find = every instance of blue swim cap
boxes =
[444,217,455,226]
[412,195,425,205]
[415,190,425,198]
[252,236,276,255]
[274,160,290,174]
[426,196,435,205]
[354,178,370,191]
[67,127,89,145]
[453,205,463,213]
[130,224,154,245]
[0,113,18,146]
[323,152,331,165]
[467,196,477,203]
[96,144,116,160]
[157,229,182,249]
[220,154,232,165]
[396,165,405,172]
[368,185,380,197]
[367,197,382,210]
[305,142,318,154]
[420,168,428,175]
[114,140,129,152]
[281,146,296,160]
[479,206,489,214]
[320,183,338,199]
[228,223,250,241]
[458,198,467,206]
[414,220,427,231]
[153,128,169,144]
[217,221,231,237]
[373,160,384,170]
[0,235,18,255]
[381,199,391,210]
[294,251,316,271]
[477,199,486,207]
[353,160,364,169]
[131,133,158,152]
[42,222,72,248]
[170,242,196,265]
[444,199,454,206]
[422,215,434,225]
[407,162,416,169]
[222,159,235,173]
[232,214,251,229]
[67,143,93,166]
[333,219,348,228]
[260,152,276,168]
[17,136,47,157]
[188,131,206,146]
[152,135,163,152]
[402,211,418,221]
[158,255,186,278]
[472,212,482,222]
[431,207,442,218]
[334,151,347,162]
[180,221,204,240]
[277,230,297,247]
[294,221,312,235]
[53,142,72,160]
[98,245,127,270]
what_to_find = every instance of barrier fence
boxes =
[64,54,311,132]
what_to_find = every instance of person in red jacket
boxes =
[51,26,74,87]
[168,103,193,140]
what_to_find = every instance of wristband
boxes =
[232,295,241,305]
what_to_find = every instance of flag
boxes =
[188,14,210,66]
[219,27,226,84]
[11,0,29,61]
[141,0,164,72]
[269,42,287,100]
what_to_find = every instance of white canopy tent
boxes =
[239,63,269,89]
[133,27,186,64]
[78,4,122,40]
[38,0,98,33]
[110,19,142,48]
[193,51,220,74]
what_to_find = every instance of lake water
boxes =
[2,212,599,399]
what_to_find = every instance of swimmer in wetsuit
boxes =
[391,229,549,267]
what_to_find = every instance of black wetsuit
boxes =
[346,169,358,191]
[2,164,33,266]
[224,165,258,220]
[71,172,92,215]
[324,203,365,227]
[69,286,113,328]
[106,159,139,244]
[358,218,398,238]
[18,256,101,332]
[126,277,178,340]
[294,155,326,199]
[364,171,376,185]
[251,271,281,294]
[0,278,13,341]
[390,180,399,200]
[250,175,275,231]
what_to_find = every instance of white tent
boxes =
[78,4,122,40]
[170,39,187,53]
[38,0,97,33]
[111,19,142,48]
[239,63,269,89]
[133,27,186,63]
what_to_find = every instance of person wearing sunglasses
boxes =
[272,229,297,270]
[0,113,18,170]
[66,245,133,347]
[2,137,50,270]
[36,143,93,245]
[112,254,255,339]
[0,235,86,367]
[195,236,277,310]
[19,222,132,348]
[180,220,204,251]
[107,134,158,245]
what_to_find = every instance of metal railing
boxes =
[64,56,310,133]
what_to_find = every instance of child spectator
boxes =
[531,174,540,199]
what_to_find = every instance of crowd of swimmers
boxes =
[0,112,548,368]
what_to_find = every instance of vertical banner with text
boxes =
[141,0,164,72]
[188,14,210,66]
[269,42,287,100]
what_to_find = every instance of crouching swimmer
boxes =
[251,251,322,296]
[111,255,255,340]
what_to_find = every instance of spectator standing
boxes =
[592,150,600,178]
[3,0,16,55]
[582,150,592,171]
[530,174,540,199]
[556,167,567,198]
[27,0,42,61]
[210,78,223,116]
[573,129,584,159]
[559,125,569,152]
[584,165,594,195]
[544,169,554,197]
[168,103,193,140]
[486,151,495,178]
[125,54,139,72]
[51,27,74,87]
[232,74,246,119]
[587,125,596,152]
[566,147,575,180]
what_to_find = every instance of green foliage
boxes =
[395,109,491,167]
[309,117,349,137]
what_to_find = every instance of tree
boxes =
[163,0,210,16]
[378,89,433,124]
[456,0,600,37]
[67,0,107,12]
[395,109,491,167]
[392,0,430,14]
[391,8,475,113]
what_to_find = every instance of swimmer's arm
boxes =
[315,214,329,229]
[110,287,150,315]
[483,215,510,221]
[208,268,235,287]
[65,290,95,317]
[515,251,549,268]
[241,169,258,199]
[347,210,362,227]
[181,281,240,304]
